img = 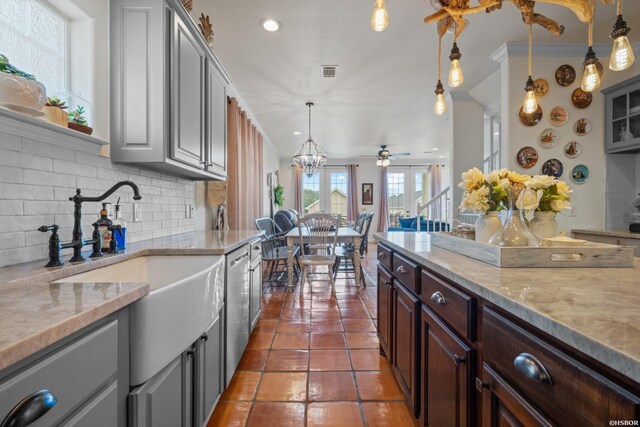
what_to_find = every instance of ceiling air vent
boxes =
[322,65,337,78]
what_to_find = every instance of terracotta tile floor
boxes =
[208,244,417,426]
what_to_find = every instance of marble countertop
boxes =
[572,228,640,240]
[0,230,263,371]
[374,232,640,383]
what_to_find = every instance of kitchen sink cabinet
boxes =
[393,281,420,418]
[421,306,474,427]
[110,0,229,180]
[198,311,225,425]
[0,311,129,427]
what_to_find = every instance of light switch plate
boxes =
[133,203,142,222]
[189,205,195,218]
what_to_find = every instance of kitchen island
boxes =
[374,231,639,426]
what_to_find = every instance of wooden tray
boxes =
[430,232,634,268]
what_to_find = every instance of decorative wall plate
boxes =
[564,141,582,158]
[571,164,589,184]
[516,146,538,169]
[539,128,558,148]
[542,159,564,178]
[549,106,568,126]
[519,105,543,127]
[534,79,549,97]
[555,65,576,86]
[571,88,593,109]
[573,118,591,136]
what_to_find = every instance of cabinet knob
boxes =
[378,252,385,259]
[453,354,466,366]
[1,390,57,427]
[513,353,553,385]
[475,378,490,392]
[187,349,195,357]
[201,332,208,342]
[430,291,447,306]
[395,265,407,275]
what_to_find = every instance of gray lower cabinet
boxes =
[0,311,129,427]
[110,0,229,180]
[225,246,251,386]
[129,311,225,427]
[249,253,262,333]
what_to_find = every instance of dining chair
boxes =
[296,213,339,289]
[256,217,300,283]
[333,212,374,287]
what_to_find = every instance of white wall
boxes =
[495,44,639,232]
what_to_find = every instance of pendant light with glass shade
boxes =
[448,24,464,88]
[371,0,389,32]
[434,33,447,116]
[609,0,635,71]
[292,102,327,177]
[522,22,538,114]
[581,21,601,92]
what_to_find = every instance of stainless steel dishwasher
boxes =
[225,245,250,386]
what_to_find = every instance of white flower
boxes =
[516,187,543,211]
[485,170,501,185]
[497,168,509,178]
[526,175,557,189]
[556,180,572,197]
[495,178,511,190]
[458,167,485,192]
[460,186,490,213]
[550,199,571,212]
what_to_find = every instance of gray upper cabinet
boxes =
[110,0,229,180]
[604,74,640,153]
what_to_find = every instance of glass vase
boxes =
[488,189,539,247]
[475,211,502,243]
[528,211,558,240]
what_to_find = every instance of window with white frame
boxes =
[483,115,501,173]
[302,172,321,214]
[301,168,349,218]
[329,171,348,219]
[0,0,67,97]
[387,168,430,226]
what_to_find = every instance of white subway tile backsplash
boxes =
[0,129,196,268]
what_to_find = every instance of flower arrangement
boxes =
[516,175,571,213]
[459,168,570,214]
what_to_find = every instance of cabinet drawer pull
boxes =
[1,390,57,427]
[378,252,386,259]
[430,291,447,306]
[453,354,466,366]
[395,265,407,275]
[201,332,209,342]
[513,353,553,385]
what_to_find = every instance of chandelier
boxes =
[293,102,327,177]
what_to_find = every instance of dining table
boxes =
[285,226,363,291]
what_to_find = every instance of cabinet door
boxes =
[170,12,206,169]
[200,313,224,425]
[206,59,227,177]
[249,261,262,333]
[393,281,420,417]
[129,356,186,427]
[377,265,393,360]
[421,306,474,427]
[63,381,118,427]
[481,364,554,427]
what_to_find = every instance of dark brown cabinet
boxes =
[393,281,420,417]
[421,306,474,427]
[377,265,393,360]
[481,364,554,427]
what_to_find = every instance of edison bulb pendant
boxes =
[448,59,464,88]
[522,89,538,114]
[609,35,635,71]
[370,0,389,32]
[434,93,446,116]
[581,63,601,92]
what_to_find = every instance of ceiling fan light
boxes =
[376,159,382,166]
[382,158,390,167]
[371,0,389,32]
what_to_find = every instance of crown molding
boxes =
[490,42,614,63]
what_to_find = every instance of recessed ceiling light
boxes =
[293,131,302,135]
[438,155,444,159]
[494,131,500,135]
[260,18,281,32]
[432,148,439,151]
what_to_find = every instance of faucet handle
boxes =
[38,224,59,233]
[39,225,63,267]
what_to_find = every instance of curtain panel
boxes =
[377,166,390,232]
[227,97,264,230]
[346,164,358,222]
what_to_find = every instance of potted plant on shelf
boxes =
[42,96,68,127]
[67,105,93,135]
[274,184,284,208]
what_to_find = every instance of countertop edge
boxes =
[0,283,149,371]
[374,233,640,384]
[572,228,640,240]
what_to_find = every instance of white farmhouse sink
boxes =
[53,255,225,385]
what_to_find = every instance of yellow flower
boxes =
[516,187,543,210]
[507,171,531,184]
[550,199,571,211]
[556,180,572,197]
[527,175,557,189]
[458,167,485,192]
[460,186,490,213]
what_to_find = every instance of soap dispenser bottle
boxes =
[112,198,127,250]
[96,203,112,251]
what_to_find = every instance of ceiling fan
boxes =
[365,145,410,166]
